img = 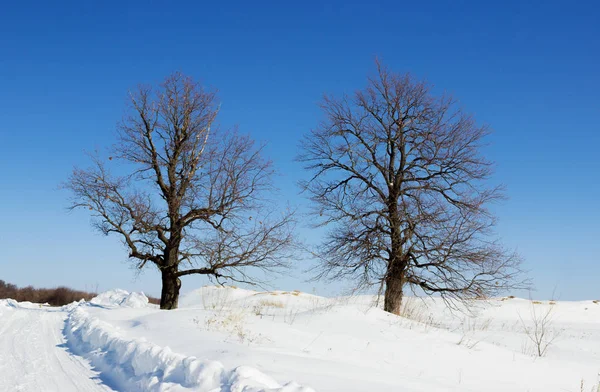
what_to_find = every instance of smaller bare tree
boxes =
[65,73,296,309]
[519,302,559,357]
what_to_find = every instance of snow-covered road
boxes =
[0,306,112,392]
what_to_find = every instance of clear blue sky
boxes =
[0,1,598,300]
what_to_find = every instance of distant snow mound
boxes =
[90,289,129,306]
[0,298,19,313]
[0,299,19,307]
[0,299,42,309]
[90,289,148,308]
[61,299,86,312]
[119,292,149,308]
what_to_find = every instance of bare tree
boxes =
[298,62,524,315]
[519,302,559,357]
[66,73,295,309]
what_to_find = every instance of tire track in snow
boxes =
[0,306,113,392]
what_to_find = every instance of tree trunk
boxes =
[384,194,406,315]
[384,261,405,315]
[160,267,181,310]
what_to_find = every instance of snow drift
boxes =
[65,304,314,392]
[89,289,150,308]
[0,298,18,316]
[0,298,19,308]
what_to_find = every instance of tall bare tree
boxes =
[66,73,295,309]
[298,62,523,315]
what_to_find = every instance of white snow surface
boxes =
[2,287,600,391]
[66,304,313,392]
[0,302,112,391]
[0,290,313,392]
[89,289,149,308]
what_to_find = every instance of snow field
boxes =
[84,287,600,392]
[3,288,600,392]
[65,303,315,392]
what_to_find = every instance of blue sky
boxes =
[0,1,598,300]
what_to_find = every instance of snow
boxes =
[85,287,600,391]
[89,289,150,308]
[0,298,19,308]
[0,303,111,391]
[65,304,314,392]
[119,291,150,308]
[1,287,600,391]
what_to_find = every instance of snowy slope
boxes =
[83,287,600,392]
[2,288,599,392]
